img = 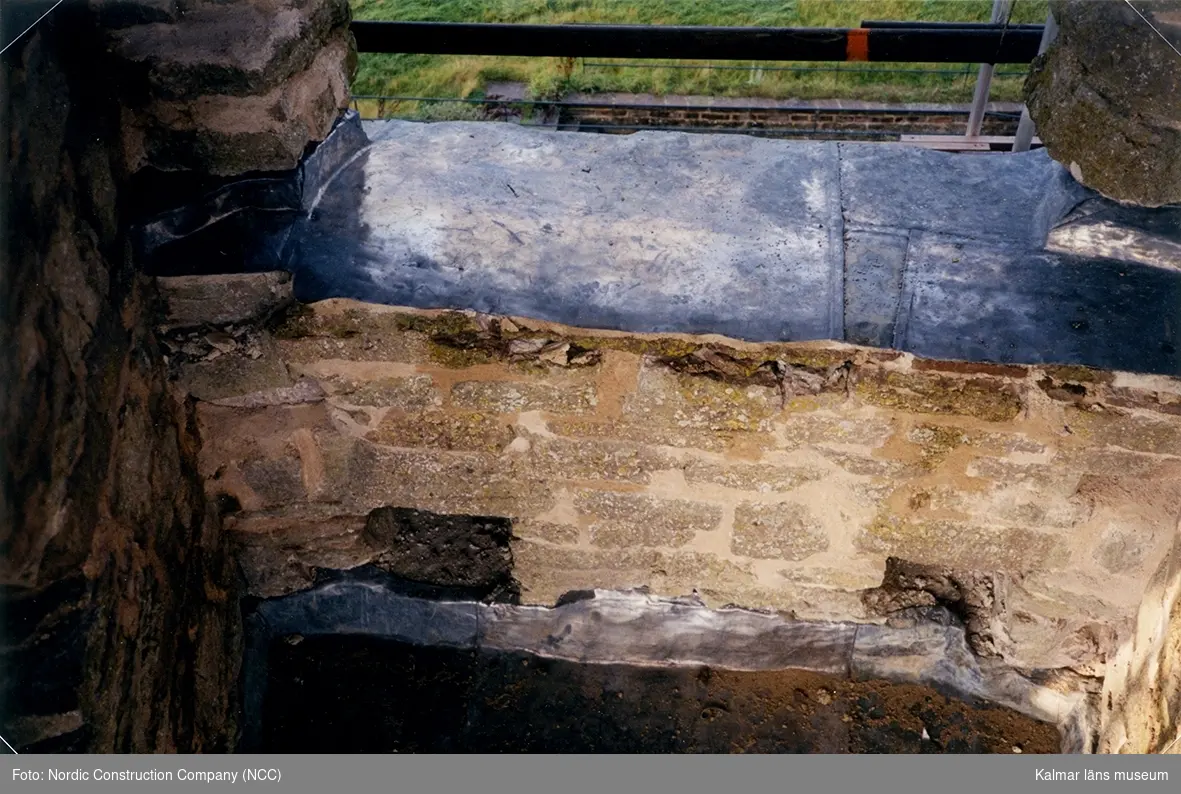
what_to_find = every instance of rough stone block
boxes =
[1026,0,1181,207]
[512,519,581,545]
[576,491,721,548]
[155,272,294,330]
[110,0,351,99]
[510,542,754,607]
[624,363,780,433]
[780,411,895,449]
[239,456,306,507]
[451,380,597,414]
[857,515,1065,572]
[683,460,821,493]
[368,410,514,452]
[326,374,441,410]
[1073,410,1181,456]
[732,502,829,561]
[342,442,554,519]
[273,305,435,365]
[855,368,1022,422]
[177,344,293,403]
[526,437,678,484]
[548,416,761,454]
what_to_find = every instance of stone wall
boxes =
[0,0,353,753]
[1099,523,1181,753]
[179,292,1181,691]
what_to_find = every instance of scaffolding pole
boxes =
[966,0,1014,137]
[1012,11,1059,152]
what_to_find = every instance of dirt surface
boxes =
[259,635,1060,753]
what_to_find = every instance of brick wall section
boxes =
[182,295,1181,676]
[560,105,1019,137]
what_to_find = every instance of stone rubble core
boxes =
[243,585,1085,752]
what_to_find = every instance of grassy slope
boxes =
[350,0,1049,116]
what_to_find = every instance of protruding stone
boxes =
[156,272,294,330]
[111,0,355,175]
[1025,1,1181,207]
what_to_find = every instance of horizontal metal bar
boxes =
[348,95,1022,118]
[581,61,1028,76]
[350,21,1042,63]
[860,20,1044,30]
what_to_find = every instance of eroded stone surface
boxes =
[111,0,355,175]
[1026,0,1181,207]
[156,271,294,330]
[578,491,721,548]
[732,502,829,561]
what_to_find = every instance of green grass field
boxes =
[349,0,1049,119]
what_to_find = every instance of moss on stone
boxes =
[1042,364,1114,385]
[566,335,701,359]
[426,340,495,368]
[856,370,1021,422]
[394,311,478,337]
[270,303,319,339]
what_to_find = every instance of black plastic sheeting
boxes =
[238,582,1087,753]
[130,113,1181,377]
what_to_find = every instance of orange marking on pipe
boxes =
[846,28,869,62]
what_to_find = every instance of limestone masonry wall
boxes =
[169,284,1181,691]
[1,0,354,752]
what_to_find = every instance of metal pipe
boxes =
[1012,11,1059,152]
[349,21,1042,63]
[966,0,1013,136]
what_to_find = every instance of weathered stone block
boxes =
[1026,1,1181,207]
[576,491,721,548]
[368,410,514,453]
[780,411,895,450]
[732,502,829,561]
[855,369,1022,422]
[548,416,760,454]
[512,519,581,545]
[526,437,677,484]
[327,374,441,410]
[124,33,353,175]
[857,515,1064,572]
[239,456,306,508]
[683,460,821,493]
[625,364,780,432]
[342,442,554,519]
[155,272,293,331]
[1074,411,1181,456]
[177,345,293,403]
[110,0,351,99]
[511,542,755,607]
[451,380,597,414]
